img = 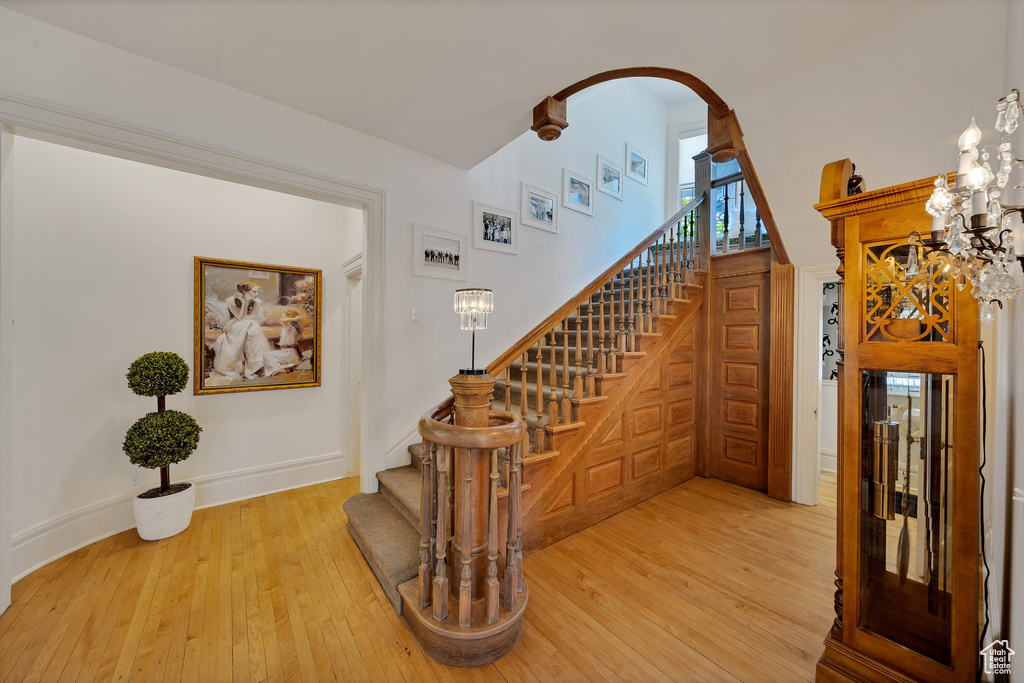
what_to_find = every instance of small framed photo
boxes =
[563,168,595,216]
[521,182,558,233]
[412,223,468,281]
[626,143,650,186]
[596,155,624,200]
[473,201,518,254]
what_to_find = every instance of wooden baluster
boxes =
[431,445,449,622]
[514,440,524,592]
[419,440,435,607]
[756,210,763,247]
[503,441,520,610]
[597,286,607,375]
[547,330,559,426]
[626,258,634,352]
[738,181,746,251]
[722,183,730,254]
[677,218,684,287]
[617,268,627,356]
[458,450,473,628]
[534,339,544,451]
[560,319,571,420]
[485,448,499,624]
[586,295,596,396]
[574,306,584,398]
[503,367,510,412]
[519,351,527,419]
[642,248,652,333]
[658,234,667,314]
[668,229,676,300]
[607,281,617,374]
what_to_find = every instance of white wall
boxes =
[0,125,13,610]
[6,136,363,578]
[0,1,1014,585]
[989,0,1024,666]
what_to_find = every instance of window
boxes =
[678,133,707,207]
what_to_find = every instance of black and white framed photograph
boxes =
[596,155,624,200]
[625,143,650,186]
[473,201,518,254]
[562,168,595,216]
[412,223,468,280]
[520,182,558,233]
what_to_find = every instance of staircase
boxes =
[344,195,707,622]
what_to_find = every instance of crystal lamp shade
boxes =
[454,288,493,331]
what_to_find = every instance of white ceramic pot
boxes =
[133,482,195,541]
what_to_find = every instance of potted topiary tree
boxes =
[123,351,202,541]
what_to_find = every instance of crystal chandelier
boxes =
[916,89,1024,322]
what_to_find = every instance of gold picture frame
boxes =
[194,256,322,395]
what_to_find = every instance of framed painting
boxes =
[473,201,518,254]
[563,168,595,216]
[520,182,558,233]
[626,143,650,185]
[412,223,468,280]
[194,256,322,395]
[597,155,624,200]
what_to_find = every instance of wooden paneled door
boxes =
[708,248,771,491]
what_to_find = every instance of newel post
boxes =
[447,372,495,610]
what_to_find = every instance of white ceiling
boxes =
[0,0,821,168]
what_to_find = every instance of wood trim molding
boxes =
[815,169,955,220]
[549,67,730,118]
[531,69,790,265]
[767,253,795,501]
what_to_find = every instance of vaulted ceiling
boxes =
[0,0,953,169]
[0,0,1011,266]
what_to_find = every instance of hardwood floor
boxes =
[0,476,836,682]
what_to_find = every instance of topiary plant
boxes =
[123,352,201,497]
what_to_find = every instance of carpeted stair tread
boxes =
[376,465,421,528]
[343,492,419,612]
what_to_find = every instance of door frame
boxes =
[343,255,364,478]
[794,264,841,505]
[0,93,389,606]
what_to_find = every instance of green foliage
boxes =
[123,410,202,470]
[126,352,189,398]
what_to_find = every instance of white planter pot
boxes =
[133,482,195,541]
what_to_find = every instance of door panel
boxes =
[709,251,771,491]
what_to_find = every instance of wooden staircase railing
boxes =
[490,193,705,454]
[397,375,528,667]
[428,194,705,460]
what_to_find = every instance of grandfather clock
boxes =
[814,160,979,682]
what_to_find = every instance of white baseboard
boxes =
[11,450,352,582]
[820,450,837,474]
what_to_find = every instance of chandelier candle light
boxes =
[918,89,1024,321]
[454,288,493,374]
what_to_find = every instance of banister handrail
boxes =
[418,410,525,450]
[485,192,706,376]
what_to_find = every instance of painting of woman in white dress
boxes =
[194,257,322,394]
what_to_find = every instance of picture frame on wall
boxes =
[412,223,468,281]
[625,143,650,186]
[596,155,624,200]
[562,168,595,216]
[194,256,322,395]
[520,182,558,233]
[473,201,518,254]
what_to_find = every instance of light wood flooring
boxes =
[0,475,837,682]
